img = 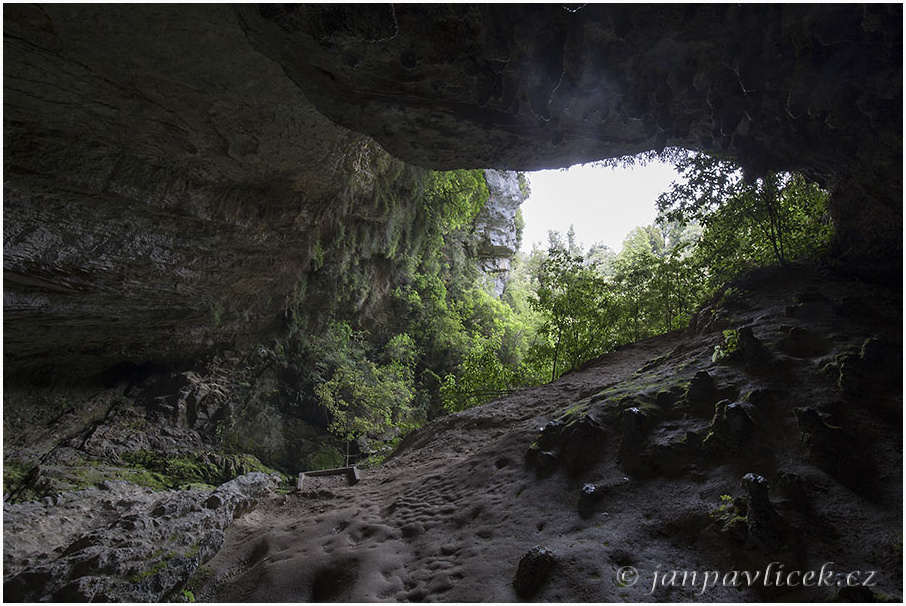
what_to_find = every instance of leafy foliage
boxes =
[529,235,617,380]
[312,323,417,464]
[423,169,489,231]
[657,153,833,287]
[282,154,834,461]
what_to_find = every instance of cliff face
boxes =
[4,4,901,384]
[473,170,525,297]
[3,5,421,383]
[2,6,902,601]
[236,4,902,276]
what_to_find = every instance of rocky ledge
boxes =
[4,473,277,602]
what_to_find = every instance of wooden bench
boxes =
[296,466,361,490]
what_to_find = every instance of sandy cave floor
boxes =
[193,269,902,603]
[196,333,692,602]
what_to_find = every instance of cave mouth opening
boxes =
[520,158,681,255]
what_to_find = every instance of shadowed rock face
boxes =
[4,5,411,382]
[3,4,902,381]
[236,4,902,269]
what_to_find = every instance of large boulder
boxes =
[3,473,275,602]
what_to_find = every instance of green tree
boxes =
[612,227,661,342]
[656,153,833,287]
[314,323,417,465]
[424,169,489,231]
[529,241,617,381]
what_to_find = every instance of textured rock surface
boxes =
[237,4,902,273]
[3,473,275,602]
[189,266,901,602]
[473,170,524,296]
[3,4,416,382]
[3,4,901,382]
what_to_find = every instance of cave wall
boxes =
[3,4,902,384]
[4,4,413,382]
[237,3,902,274]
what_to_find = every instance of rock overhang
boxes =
[3,4,902,382]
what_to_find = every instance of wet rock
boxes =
[617,406,649,470]
[524,446,559,479]
[655,388,682,408]
[577,484,602,519]
[737,327,773,371]
[684,370,718,414]
[834,585,890,603]
[859,336,897,370]
[646,430,704,479]
[785,290,839,321]
[559,416,608,477]
[703,400,756,454]
[3,472,274,602]
[740,473,788,553]
[794,407,869,492]
[513,545,556,599]
[777,326,832,358]
[716,474,789,553]
[526,412,607,477]
[836,337,903,416]
[140,371,227,430]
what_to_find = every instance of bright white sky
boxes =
[521,161,680,254]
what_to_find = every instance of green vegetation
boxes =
[277,153,832,465]
[529,234,616,380]
[130,552,173,583]
[656,152,833,288]
[121,451,273,489]
[314,325,417,464]
[712,329,740,363]
[710,494,736,521]
[3,459,32,496]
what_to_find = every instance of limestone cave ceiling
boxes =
[3,4,902,382]
[239,4,900,176]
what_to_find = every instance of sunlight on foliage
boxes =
[288,155,834,456]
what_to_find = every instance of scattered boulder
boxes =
[703,400,756,454]
[716,474,789,554]
[577,484,602,519]
[558,415,608,477]
[684,370,719,414]
[617,406,650,471]
[737,327,773,371]
[525,410,607,477]
[512,546,556,599]
[740,473,789,553]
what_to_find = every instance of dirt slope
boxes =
[194,267,902,603]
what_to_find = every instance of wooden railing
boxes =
[296,466,361,490]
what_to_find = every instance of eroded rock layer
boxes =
[237,4,902,273]
[4,4,902,383]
